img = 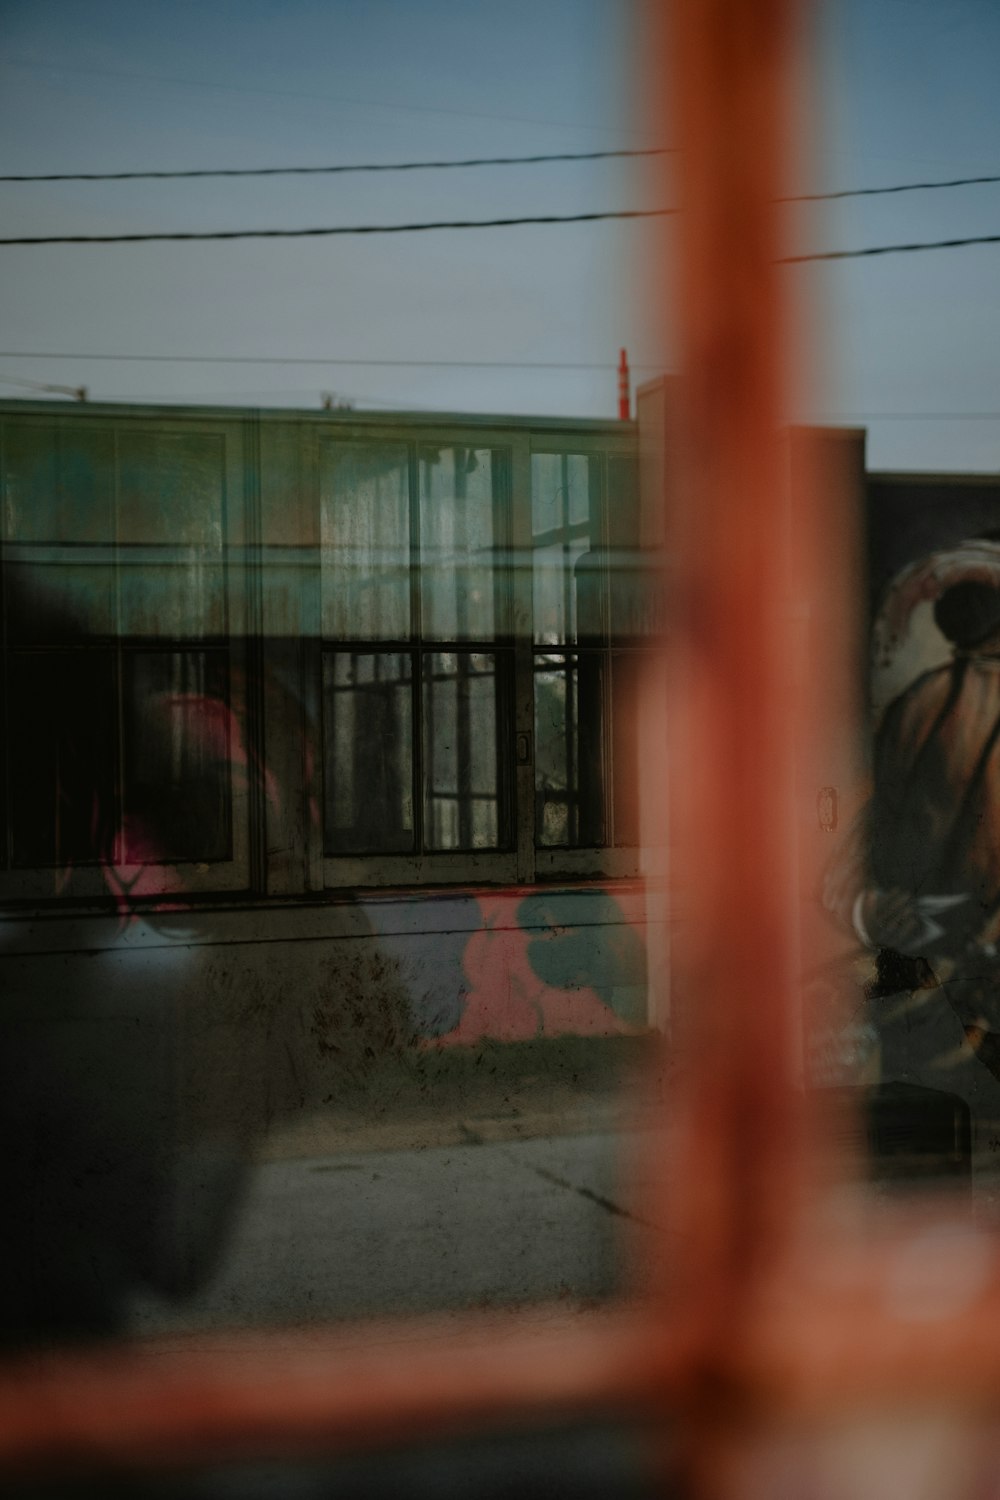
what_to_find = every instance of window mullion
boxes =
[112,426,126,866]
[242,411,267,894]
[599,454,615,848]
[409,445,424,854]
[511,435,535,883]
[0,423,9,871]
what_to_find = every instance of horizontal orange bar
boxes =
[0,1306,672,1478]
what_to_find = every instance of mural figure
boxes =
[826,540,1000,1084]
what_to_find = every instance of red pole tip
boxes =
[617,348,630,420]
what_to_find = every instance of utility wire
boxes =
[4,156,1000,204]
[0,352,668,369]
[0,148,671,182]
[3,214,1000,257]
[792,171,1000,202]
[781,233,1000,262]
[0,208,673,244]
[3,361,999,423]
[5,367,998,421]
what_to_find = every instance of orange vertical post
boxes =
[650,0,816,1489]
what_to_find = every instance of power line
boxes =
[793,171,1000,202]
[780,233,1000,262]
[0,208,673,245]
[0,352,668,370]
[3,214,1000,257]
[0,148,671,183]
[5,368,998,422]
[3,156,1000,204]
[3,360,998,424]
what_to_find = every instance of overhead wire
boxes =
[3,155,1000,202]
[0,148,671,182]
[0,209,674,244]
[791,171,1000,202]
[3,216,1000,258]
[3,359,999,424]
[5,369,1000,423]
[2,161,999,403]
[0,352,668,369]
[4,146,1000,251]
[782,233,1000,261]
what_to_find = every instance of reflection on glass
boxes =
[423,651,499,849]
[123,651,232,863]
[531,451,594,537]
[531,452,600,646]
[534,652,607,847]
[8,649,117,866]
[606,458,663,644]
[606,454,640,549]
[419,446,501,640]
[611,651,643,849]
[2,425,116,641]
[324,651,414,853]
[533,538,590,646]
[321,442,411,642]
[118,431,226,639]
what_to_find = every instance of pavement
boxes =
[131,1126,672,1337]
[256,1086,663,1161]
[253,1038,669,1162]
[130,1045,1000,1341]
[122,1046,674,1338]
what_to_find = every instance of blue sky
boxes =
[0,0,999,469]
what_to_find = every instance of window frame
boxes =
[0,404,648,905]
[310,416,647,893]
[0,408,258,902]
[528,432,650,882]
[315,420,519,890]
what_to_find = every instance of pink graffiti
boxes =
[428,894,638,1046]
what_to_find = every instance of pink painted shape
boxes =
[427,894,637,1047]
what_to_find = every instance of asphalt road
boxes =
[129,1129,667,1335]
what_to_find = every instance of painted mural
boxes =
[822,533,1000,1110]
[364,887,648,1046]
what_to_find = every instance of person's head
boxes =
[934,579,1000,650]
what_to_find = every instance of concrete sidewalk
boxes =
[256,1045,667,1161]
[257,1081,664,1161]
[134,1129,666,1336]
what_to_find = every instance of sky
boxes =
[0,0,999,470]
